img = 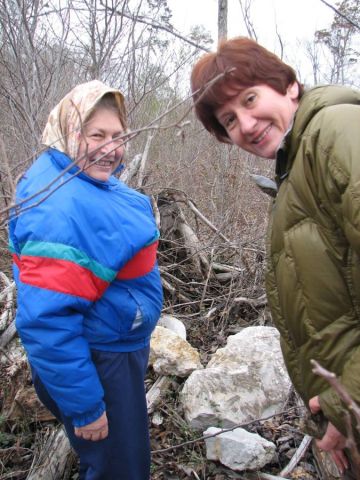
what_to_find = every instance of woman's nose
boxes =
[238,112,257,135]
[100,138,117,156]
[239,114,256,135]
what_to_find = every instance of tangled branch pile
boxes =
[157,188,268,349]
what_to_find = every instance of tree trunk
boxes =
[218,0,228,41]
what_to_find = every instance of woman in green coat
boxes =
[191,36,360,478]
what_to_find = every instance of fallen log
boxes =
[0,320,16,349]
[0,281,15,304]
[0,273,15,332]
[147,375,172,414]
[27,427,73,480]
[0,272,16,349]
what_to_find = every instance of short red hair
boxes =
[191,37,303,143]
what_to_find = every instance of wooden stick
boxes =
[279,434,312,476]
[311,360,360,425]
[146,376,172,414]
[186,198,232,245]
[137,134,154,188]
[0,320,16,349]
[311,359,360,477]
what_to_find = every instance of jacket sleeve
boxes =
[10,207,113,427]
[313,103,360,435]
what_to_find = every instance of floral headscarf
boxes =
[42,80,126,161]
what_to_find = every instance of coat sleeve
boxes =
[10,206,114,427]
[313,104,360,435]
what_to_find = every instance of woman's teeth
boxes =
[253,125,272,144]
[97,161,112,166]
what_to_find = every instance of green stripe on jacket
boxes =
[20,240,116,282]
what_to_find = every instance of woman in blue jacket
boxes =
[9,80,163,479]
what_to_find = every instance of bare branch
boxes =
[319,0,360,30]
[311,359,360,426]
[311,359,360,475]
[100,0,211,52]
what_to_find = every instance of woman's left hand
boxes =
[309,396,349,474]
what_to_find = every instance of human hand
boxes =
[309,396,348,474]
[74,411,108,441]
[308,395,322,415]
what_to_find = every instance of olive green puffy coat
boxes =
[266,85,360,438]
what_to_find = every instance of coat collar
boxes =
[48,147,123,189]
[275,85,360,186]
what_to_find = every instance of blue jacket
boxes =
[9,148,163,426]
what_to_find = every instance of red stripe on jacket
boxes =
[12,253,21,268]
[117,241,158,280]
[19,255,108,301]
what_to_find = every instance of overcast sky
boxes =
[167,0,334,48]
[166,0,335,84]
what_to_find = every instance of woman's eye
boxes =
[113,135,123,143]
[246,94,256,105]
[225,116,235,128]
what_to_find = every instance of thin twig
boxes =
[151,406,302,454]
[100,0,211,52]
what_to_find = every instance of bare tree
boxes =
[68,0,128,80]
[315,0,360,84]
[320,0,360,30]
[0,0,74,159]
[304,39,322,86]
[238,0,257,41]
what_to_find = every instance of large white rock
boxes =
[150,326,203,377]
[204,427,276,471]
[157,314,187,340]
[180,326,291,429]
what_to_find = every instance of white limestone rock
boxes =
[180,326,291,430]
[204,427,276,471]
[157,314,186,340]
[150,326,203,377]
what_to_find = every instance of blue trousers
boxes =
[32,346,151,480]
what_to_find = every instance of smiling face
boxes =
[215,83,299,159]
[77,107,125,181]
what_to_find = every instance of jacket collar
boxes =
[275,85,360,187]
[48,147,123,189]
